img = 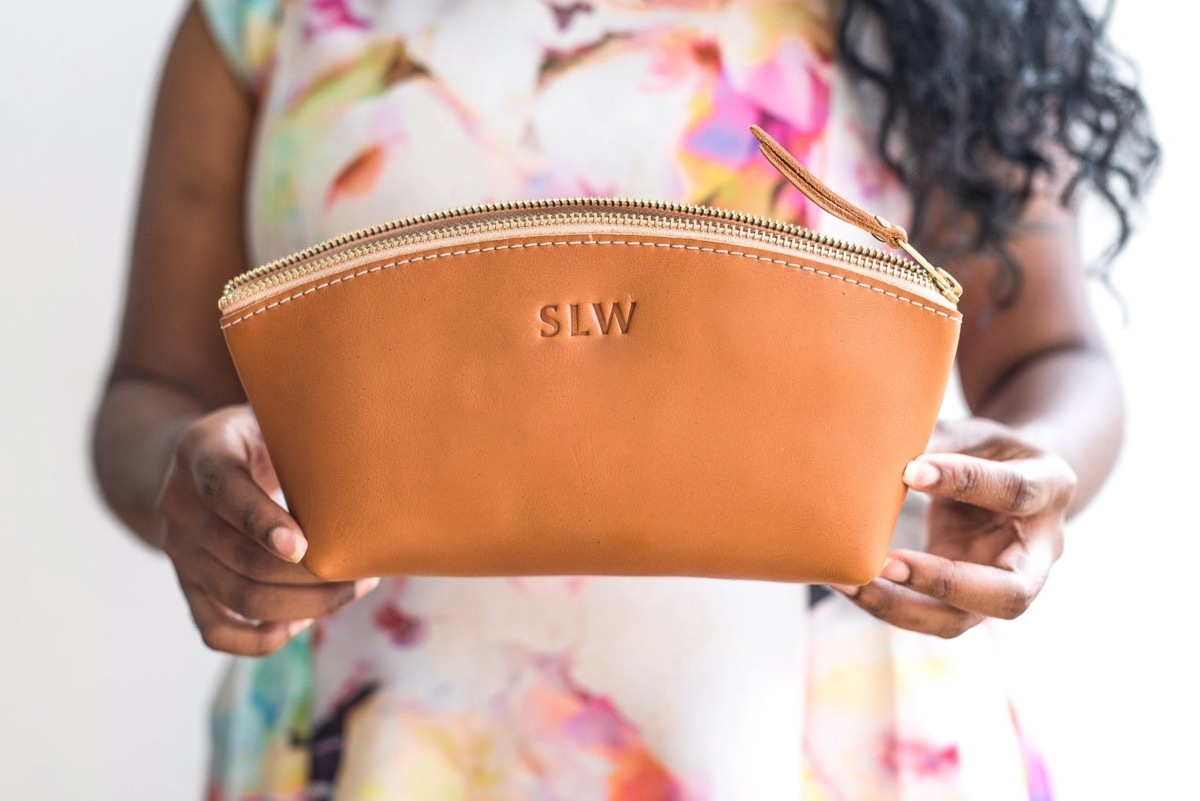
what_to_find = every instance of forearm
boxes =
[972,344,1123,516]
[91,375,210,548]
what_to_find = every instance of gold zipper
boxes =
[220,199,954,313]
[221,127,962,313]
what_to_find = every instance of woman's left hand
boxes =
[832,417,1078,638]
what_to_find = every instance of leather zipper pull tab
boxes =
[749,125,963,303]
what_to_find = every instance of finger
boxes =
[181,583,311,657]
[903,453,1061,516]
[879,546,1054,620]
[185,444,307,563]
[169,514,329,586]
[205,526,325,585]
[830,579,983,639]
[185,548,380,622]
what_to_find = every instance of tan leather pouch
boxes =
[219,127,962,585]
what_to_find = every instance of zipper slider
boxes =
[749,125,963,303]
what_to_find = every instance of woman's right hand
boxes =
[156,405,379,656]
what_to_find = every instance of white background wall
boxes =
[1,2,1196,798]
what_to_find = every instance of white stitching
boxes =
[221,240,960,329]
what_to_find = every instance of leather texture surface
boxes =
[221,226,961,584]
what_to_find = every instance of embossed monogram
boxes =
[538,301,636,337]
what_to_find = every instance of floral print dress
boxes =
[199,1,1051,798]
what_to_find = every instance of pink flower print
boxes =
[1013,709,1054,800]
[878,733,961,780]
[609,750,690,801]
[325,145,386,209]
[733,39,830,136]
[303,0,370,39]
[560,692,637,751]
[373,600,426,647]
[642,33,720,94]
[504,656,698,799]
[681,71,759,170]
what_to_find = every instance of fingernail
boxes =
[354,577,382,598]
[881,558,911,583]
[270,527,307,563]
[903,460,940,489]
[830,583,860,598]
[287,618,314,638]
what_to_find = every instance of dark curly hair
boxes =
[836,0,1160,305]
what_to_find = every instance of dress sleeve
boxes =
[197,0,283,92]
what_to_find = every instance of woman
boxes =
[91,0,1157,797]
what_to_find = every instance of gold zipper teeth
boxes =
[219,199,936,312]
